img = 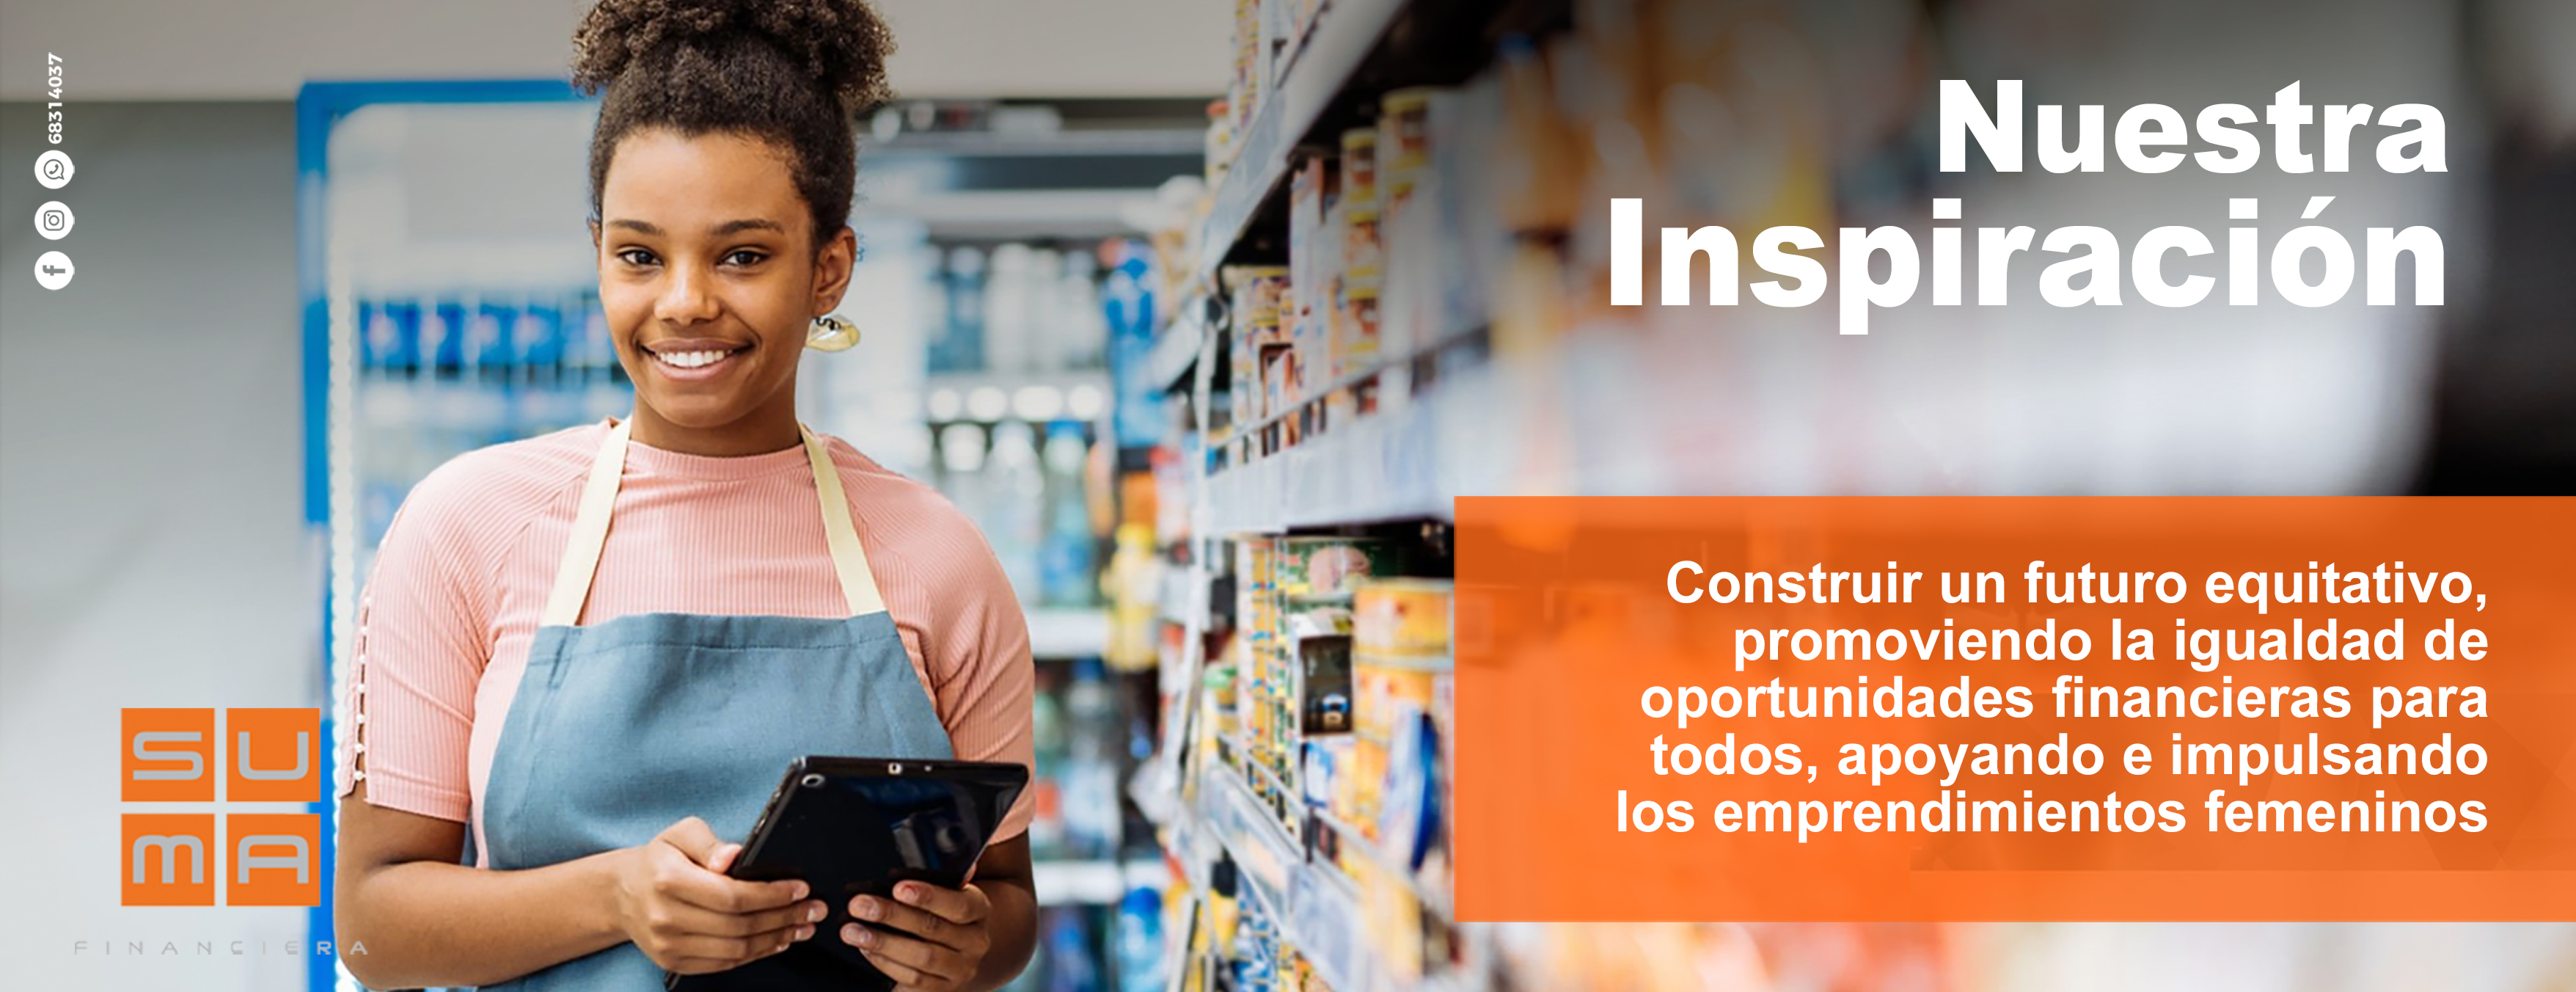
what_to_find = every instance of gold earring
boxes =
[806,313,860,351]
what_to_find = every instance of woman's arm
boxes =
[334,783,824,988]
[334,781,628,988]
[967,835,1039,990]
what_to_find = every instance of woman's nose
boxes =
[656,266,720,324]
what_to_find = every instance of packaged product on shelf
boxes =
[1106,522,1160,671]
[1352,663,1436,746]
[1114,886,1166,992]
[1327,278,1380,384]
[1259,343,1298,423]
[1229,303,1257,428]
[1230,1,1258,134]
[1301,736,1350,813]
[1375,87,1443,358]
[1353,578,1452,659]
[1295,633,1352,733]
[986,420,1045,604]
[1288,156,1340,394]
[1106,241,1168,448]
[1378,90,1435,217]
[1276,536,1385,600]
[465,300,513,374]
[1232,888,1282,992]
[938,246,987,372]
[1355,853,1428,981]
[1494,33,1584,236]
[1379,707,1443,872]
[1430,668,1456,890]
[1038,425,1097,608]
[1204,100,1232,185]
[1287,158,1333,331]
[1350,658,1436,837]
[1326,125,1383,382]
[1340,127,1378,210]
[1344,729,1386,830]
[1223,264,1291,420]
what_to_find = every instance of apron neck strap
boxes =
[540,418,887,627]
[799,422,887,618]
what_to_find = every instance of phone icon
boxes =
[34,150,74,189]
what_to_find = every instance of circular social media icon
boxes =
[34,150,75,189]
[35,200,74,240]
[34,250,75,291]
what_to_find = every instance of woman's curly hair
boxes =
[571,0,895,245]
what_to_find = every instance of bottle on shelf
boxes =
[1057,247,1108,371]
[1039,423,1097,608]
[1029,667,1069,857]
[1113,886,1166,992]
[1061,657,1123,860]
[986,420,1047,605]
[937,245,987,372]
[1027,245,1065,373]
[986,242,1035,373]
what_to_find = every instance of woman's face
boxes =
[593,128,852,441]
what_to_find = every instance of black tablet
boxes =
[666,756,1029,992]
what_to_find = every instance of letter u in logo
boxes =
[226,708,320,802]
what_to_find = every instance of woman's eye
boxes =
[723,249,769,267]
[615,248,659,267]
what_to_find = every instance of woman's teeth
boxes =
[654,349,737,369]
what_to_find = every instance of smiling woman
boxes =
[328,2,1040,991]
[595,128,849,454]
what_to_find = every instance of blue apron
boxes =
[476,417,955,991]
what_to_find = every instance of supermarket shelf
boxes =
[923,370,1113,423]
[1315,811,1452,919]
[1194,0,1410,285]
[872,128,1207,158]
[1025,607,1110,658]
[1146,293,1214,393]
[857,188,1163,239]
[1032,858,1173,905]
[1202,318,1513,533]
[1234,322,1487,440]
[1196,762,1300,920]
[1180,762,1430,992]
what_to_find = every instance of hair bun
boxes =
[572,0,895,111]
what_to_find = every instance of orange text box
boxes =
[1452,497,2576,922]
[225,707,321,802]
[121,813,215,906]
[225,813,322,906]
[121,708,213,802]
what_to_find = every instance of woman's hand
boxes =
[841,880,995,991]
[609,816,830,974]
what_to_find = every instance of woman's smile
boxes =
[643,337,753,381]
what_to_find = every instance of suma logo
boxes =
[119,708,321,907]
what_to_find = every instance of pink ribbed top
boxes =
[332,420,1034,858]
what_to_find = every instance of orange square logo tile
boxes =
[225,813,322,906]
[122,708,213,802]
[120,813,215,906]
[118,707,324,906]
[226,707,320,802]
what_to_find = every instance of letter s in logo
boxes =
[132,732,204,781]
[122,709,214,801]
